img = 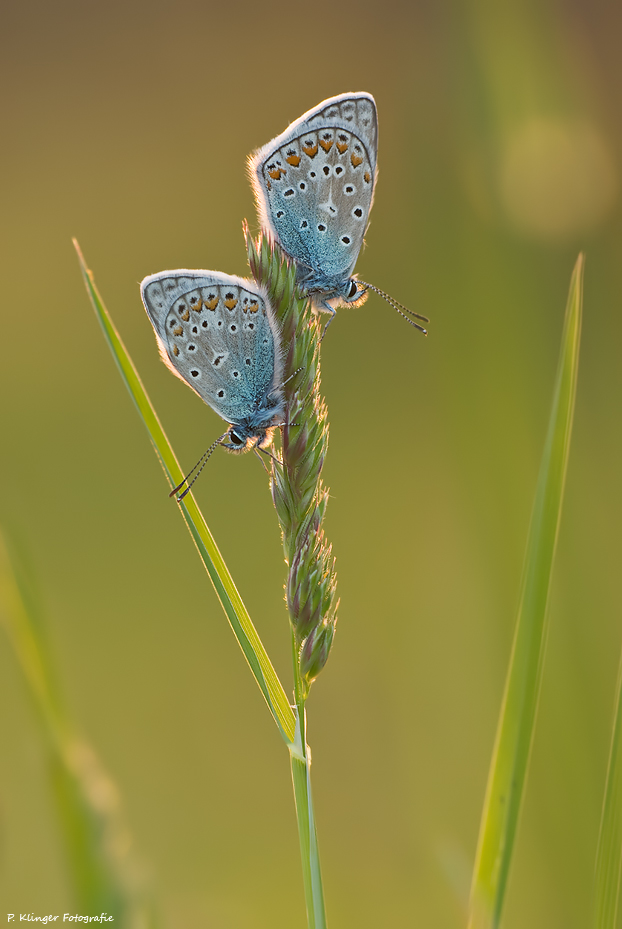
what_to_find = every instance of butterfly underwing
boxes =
[140,269,285,453]
[249,92,378,318]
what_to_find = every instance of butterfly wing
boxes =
[249,92,378,289]
[140,271,282,425]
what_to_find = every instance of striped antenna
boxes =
[358,281,429,335]
[170,430,229,501]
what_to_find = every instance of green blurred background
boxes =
[1,0,621,926]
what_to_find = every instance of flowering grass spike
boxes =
[246,226,339,694]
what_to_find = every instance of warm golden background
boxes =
[2,1,622,926]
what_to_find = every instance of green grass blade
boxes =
[0,531,151,925]
[468,254,584,929]
[594,652,622,928]
[73,240,295,745]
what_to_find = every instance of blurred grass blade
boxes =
[73,239,295,745]
[468,254,584,929]
[594,652,622,929]
[0,530,150,926]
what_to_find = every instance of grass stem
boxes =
[247,230,332,927]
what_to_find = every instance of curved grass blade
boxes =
[0,530,152,925]
[468,254,584,929]
[73,240,295,745]
[593,652,622,929]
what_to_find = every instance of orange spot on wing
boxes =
[173,345,179,356]
[190,298,202,312]
[336,140,348,154]
[286,153,301,166]
[364,171,371,183]
[224,297,238,310]
[173,325,183,336]
[268,166,286,180]
[179,307,190,321]
[319,137,333,152]
[266,179,271,190]
[204,295,219,310]
[248,299,259,313]
[350,153,363,168]
[303,141,318,158]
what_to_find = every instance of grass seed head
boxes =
[245,224,338,692]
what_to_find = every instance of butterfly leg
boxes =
[267,366,304,399]
[279,366,304,390]
[318,301,337,342]
[253,447,272,474]
[255,445,282,470]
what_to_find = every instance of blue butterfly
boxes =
[249,92,427,337]
[141,269,286,497]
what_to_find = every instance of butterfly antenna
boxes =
[170,431,229,501]
[358,280,429,334]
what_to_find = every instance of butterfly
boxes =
[141,270,286,497]
[248,92,428,337]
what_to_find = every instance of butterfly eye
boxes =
[229,431,244,446]
[348,281,358,299]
